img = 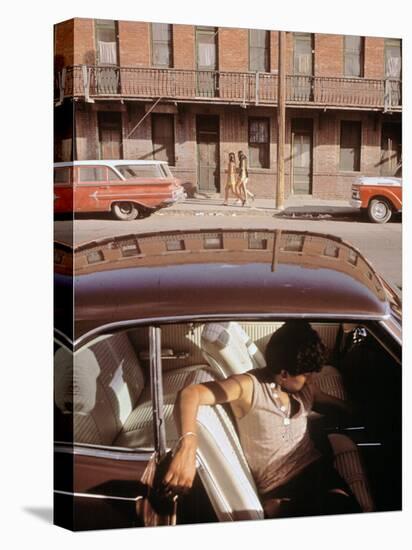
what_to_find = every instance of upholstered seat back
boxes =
[54,332,145,445]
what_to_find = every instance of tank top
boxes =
[235,371,321,494]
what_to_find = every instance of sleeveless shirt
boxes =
[235,371,321,494]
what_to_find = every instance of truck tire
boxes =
[112,202,139,221]
[367,198,392,224]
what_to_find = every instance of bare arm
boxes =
[162,376,251,493]
[312,385,356,418]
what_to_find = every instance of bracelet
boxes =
[177,431,197,444]
[173,431,198,452]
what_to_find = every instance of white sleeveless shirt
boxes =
[235,371,321,494]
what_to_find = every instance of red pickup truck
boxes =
[54,160,185,220]
[350,165,402,223]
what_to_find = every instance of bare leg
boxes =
[223,185,229,205]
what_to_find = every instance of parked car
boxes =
[350,165,402,223]
[54,160,186,220]
[54,229,401,531]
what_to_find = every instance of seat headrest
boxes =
[201,322,265,376]
[54,346,100,415]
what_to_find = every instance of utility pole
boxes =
[276,31,286,210]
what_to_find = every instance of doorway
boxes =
[98,111,122,159]
[196,115,220,193]
[291,118,313,194]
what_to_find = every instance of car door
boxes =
[54,166,73,213]
[53,327,166,530]
[75,166,110,212]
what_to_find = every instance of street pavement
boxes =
[55,195,402,292]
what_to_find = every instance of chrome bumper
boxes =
[350,198,362,209]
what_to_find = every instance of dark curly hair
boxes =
[265,321,326,376]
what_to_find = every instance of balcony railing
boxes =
[54,65,402,111]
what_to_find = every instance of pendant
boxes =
[283,417,290,426]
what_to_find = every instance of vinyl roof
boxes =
[54,229,399,344]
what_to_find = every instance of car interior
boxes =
[54,320,401,524]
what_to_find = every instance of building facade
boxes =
[54,18,402,200]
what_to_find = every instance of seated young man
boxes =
[162,321,361,518]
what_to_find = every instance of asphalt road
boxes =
[55,211,402,292]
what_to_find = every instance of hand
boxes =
[162,440,197,496]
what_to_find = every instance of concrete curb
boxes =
[155,200,358,219]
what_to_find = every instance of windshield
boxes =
[115,164,165,179]
[160,164,173,178]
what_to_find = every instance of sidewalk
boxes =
[156,194,357,219]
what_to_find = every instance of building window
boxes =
[87,250,105,264]
[151,23,173,68]
[283,235,305,252]
[293,33,313,75]
[152,114,175,165]
[385,38,401,78]
[249,29,269,72]
[196,27,217,70]
[324,243,339,258]
[95,20,118,65]
[249,118,270,168]
[204,234,223,250]
[347,249,358,266]
[166,239,185,252]
[340,121,361,172]
[248,236,268,250]
[344,36,364,77]
[120,240,141,258]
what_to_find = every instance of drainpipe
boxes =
[276,31,286,210]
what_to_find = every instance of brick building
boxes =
[54,18,402,200]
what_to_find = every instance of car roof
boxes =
[54,160,168,167]
[54,229,400,346]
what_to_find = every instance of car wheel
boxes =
[367,198,392,224]
[112,202,139,221]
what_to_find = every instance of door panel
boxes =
[197,116,220,193]
[98,112,122,160]
[292,121,313,195]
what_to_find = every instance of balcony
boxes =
[54,65,402,111]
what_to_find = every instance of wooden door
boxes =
[98,112,122,159]
[197,116,220,193]
[292,119,313,195]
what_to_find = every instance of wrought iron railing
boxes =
[54,65,402,110]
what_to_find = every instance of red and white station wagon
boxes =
[54,160,186,220]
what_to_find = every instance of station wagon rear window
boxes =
[115,164,166,179]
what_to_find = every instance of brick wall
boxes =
[54,19,74,69]
[73,18,95,65]
[364,37,385,78]
[315,34,343,76]
[68,102,390,200]
[270,31,279,72]
[218,28,248,71]
[58,20,389,84]
[173,25,195,69]
[118,21,150,66]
